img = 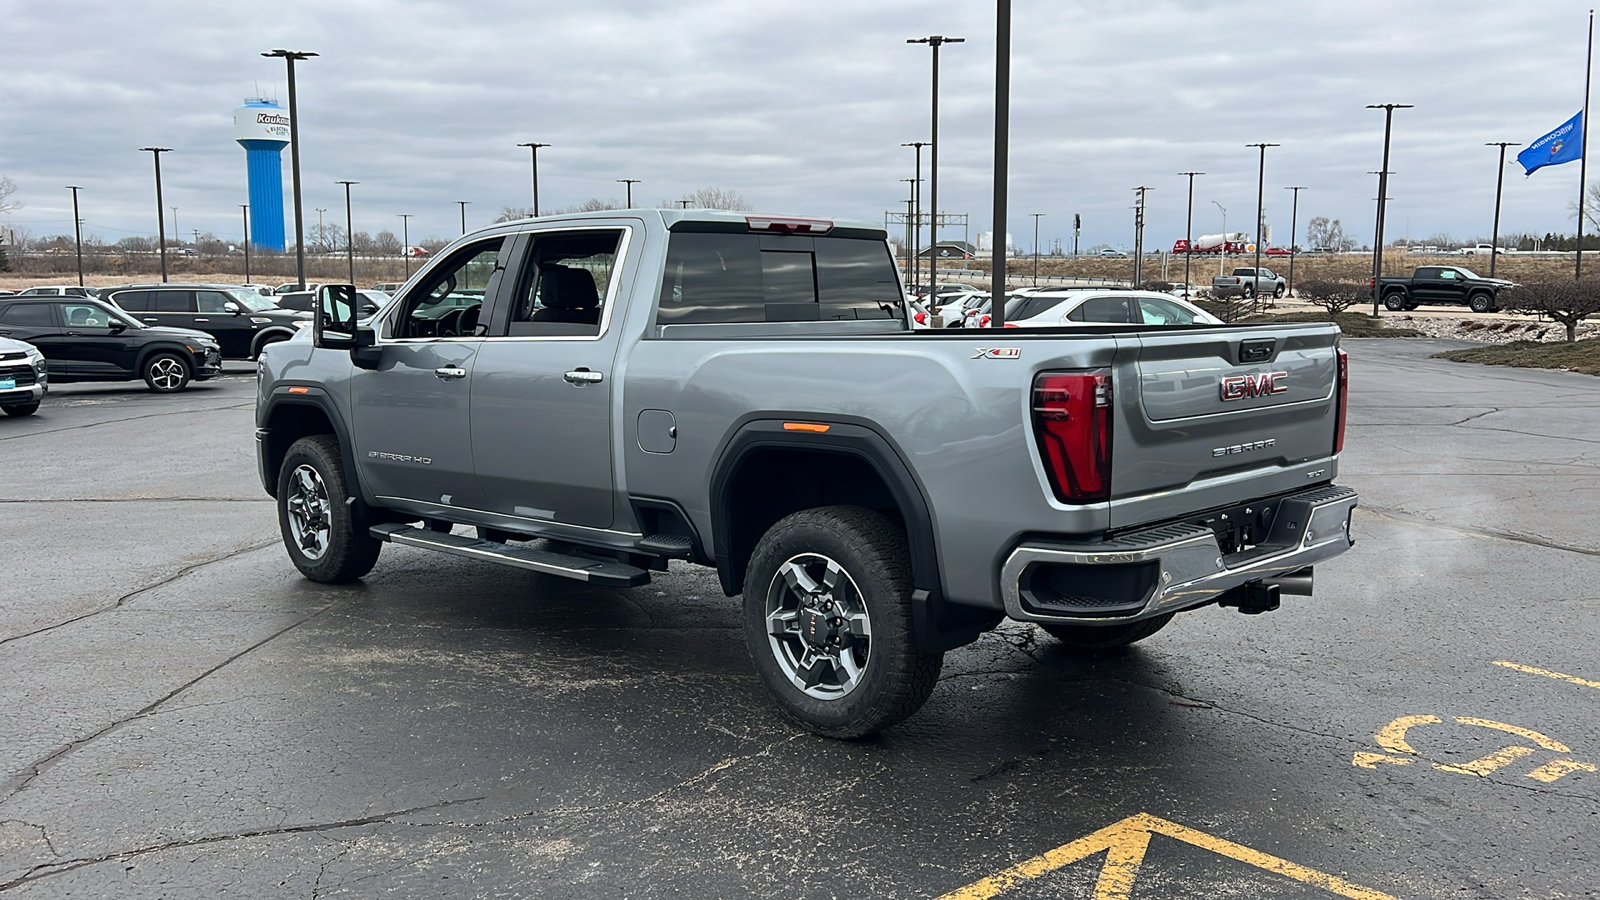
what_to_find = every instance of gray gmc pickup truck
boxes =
[255,209,1357,738]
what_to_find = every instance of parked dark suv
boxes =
[104,284,308,359]
[0,297,221,392]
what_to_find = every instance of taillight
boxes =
[1333,348,1349,453]
[1032,372,1113,504]
[915,310,927,324]
[1004,323,1017,328]
[979,315,990,327]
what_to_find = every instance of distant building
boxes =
[921,240,977,259]
[234,98,290,252]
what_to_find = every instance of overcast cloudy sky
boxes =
[0,0,1595,251]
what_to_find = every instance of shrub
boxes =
[1295,279,1364,318]
[1502,282,1600,342]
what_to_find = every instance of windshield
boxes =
[225,288,276,311]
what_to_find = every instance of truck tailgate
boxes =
[1107,323,1342,530]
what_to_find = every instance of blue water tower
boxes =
[234,99,290,252]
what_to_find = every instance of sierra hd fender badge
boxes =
[1220,371,1288,401]
[369,451,433,465]
[972,347,1022,360]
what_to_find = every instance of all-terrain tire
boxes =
[1468,292,1497,314]
[277,434,382,583]
[743,506,943,739]
[2,402,39,417]
[1383,293,1407,312]
[1040,612,1175,652]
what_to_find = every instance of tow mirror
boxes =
[313,283,361,349]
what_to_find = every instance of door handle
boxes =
[142,317,158,323]
[67,331,83,337]
[563,369,604,386]
[194,317,210,323]
[433,366,467,380]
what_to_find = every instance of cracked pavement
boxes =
[1,345,1598,897]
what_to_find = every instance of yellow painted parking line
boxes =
[935,812,1399,900]
[1494,660,1600,691]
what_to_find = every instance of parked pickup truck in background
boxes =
[256,209,1358,739]
[1375,266,1513,313]
[1212,267,1287,300]
[1460,244,1506,257]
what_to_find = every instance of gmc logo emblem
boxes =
[1220,371,1288,401]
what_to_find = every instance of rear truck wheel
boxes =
[743,506,943,739]
[1241,285,1255,300]
[1383,292,1407,311]
[277,434,381,583]
[1040,612,1175,652]
[143,352,191,392]
[1468,292,1497,314]
[1273,284,1286,299]
[2,402,39,417]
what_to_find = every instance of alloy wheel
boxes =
[285,464,332,561]
[765,553,873,700]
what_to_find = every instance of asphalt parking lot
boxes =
[1,341,1597,898]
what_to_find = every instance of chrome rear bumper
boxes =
[1000,484,1358,624]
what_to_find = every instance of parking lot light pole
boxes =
[337,180,358,284]
[1179,172,1203,297]
[241,204,251,284]
[140,147,171,282]
[1247,142,1279,297]
[901,141,929,291]
[908,34,963,298]
[988,4,1010,325]
[1366,103,1412,315]
[1484,142,1520,278]
[262,49,317,290]
[1132,186,1150,284]
[617,179,641,208]
[398,214,412,279]
[517,142,550,216]
[1029,213,1043,285]
[1283,186,1305,297]
[66,185,84,287]
[456,201,470,235]
[900,178,918,282]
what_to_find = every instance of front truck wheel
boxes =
[1040,612,1174,652]
[277,434,382,583]
[743,506,943,739]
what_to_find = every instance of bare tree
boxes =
[1502,282,1600,342]
[371,229,401,256]
[494,206,533,224]
[1568,182,1600,234]
[1305,216,1354,252]
[0,176,19,215]
[675,187,753,211]
[1296,280,1364,318]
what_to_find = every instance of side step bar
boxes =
[370,523,651,588]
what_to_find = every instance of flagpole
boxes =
[1578,7,1593,281]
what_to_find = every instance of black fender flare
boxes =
[258,386,370,520]
[709,416,997,652]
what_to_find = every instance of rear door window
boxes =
[1066,296,1135,323]
[153,291,193,312]
[503,229,625,337]
[0,303,55,326]
[111,291,151,311]
[1138,297,1199,325]
[656,232,903,325]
